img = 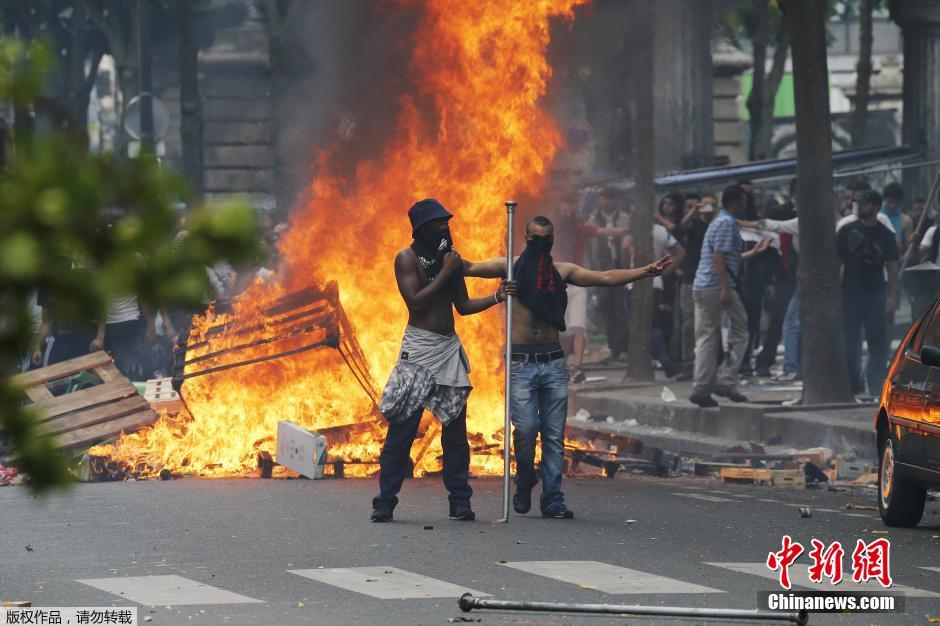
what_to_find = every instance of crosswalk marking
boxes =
[671,492,735,502]
[75,575,263,606]
[500,561,723,595]
[705,563,940,597]
[922,567,940,574]
[288,567,488,599]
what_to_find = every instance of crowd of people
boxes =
[551,176,938,402]
[24,205,287,382]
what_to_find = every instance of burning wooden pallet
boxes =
[173,282,378,408]
[11,352,158,450]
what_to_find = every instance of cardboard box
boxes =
[276,420,327,479]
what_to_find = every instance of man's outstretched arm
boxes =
[463,257,507,279]
[559,255,672,287]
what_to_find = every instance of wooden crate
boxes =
[11,352,158,450]
[772,469,807,490]
[144,377,185,415]
[720,467,773,484]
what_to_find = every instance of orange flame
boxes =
[108,0,587,478]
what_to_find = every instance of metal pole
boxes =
[458,594,809,625]
[498,200,516,523]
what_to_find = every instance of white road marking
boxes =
[671,492,734,503]
[921,567,940,574]
[501,561,722,595]
[75,575,263,606]
[842,513,872,518]
[288,566,488,600]
[705,563,940,597]
[757,499,778,503]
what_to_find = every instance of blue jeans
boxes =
[510,358,569,511]
[783,292,801,375]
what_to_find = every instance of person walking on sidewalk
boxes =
[371,199,511,523]
[690,184,769,408]
[464,217,670,519]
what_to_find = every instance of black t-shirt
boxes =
[837,220,899,292]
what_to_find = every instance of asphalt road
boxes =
[1,475,938,626]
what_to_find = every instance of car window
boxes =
[911,301,940,355]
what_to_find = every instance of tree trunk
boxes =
[178,0,204,201]
[626,0,654,381]
[753,20,789,160]
[779,0,854,404]
[747,0,769,161]
[851,0,875,147]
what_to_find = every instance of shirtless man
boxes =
[372,199,510,523]
[465,216,670,518]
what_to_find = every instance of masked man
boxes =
[372,199,510,523]
[464,216,670,518]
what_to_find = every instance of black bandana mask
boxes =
[524,235,554,256]
[513,234,567,331]
[411,228,453,281]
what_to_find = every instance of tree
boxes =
[0,40,261,492]
[745,0,790,161]
[177,0,203,200]
[626,0,655,381]
[779,0,854,404]
[850,0,876,147]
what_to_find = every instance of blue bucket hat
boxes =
[408,198,453,236]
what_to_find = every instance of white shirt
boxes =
[650,224,678,290]
[106,295,140,324]
[836,212,896,234]
[922,226,939,263]
[760,217,800,252]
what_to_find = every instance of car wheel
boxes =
[878,432,926,527]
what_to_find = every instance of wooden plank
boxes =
[31,379,138,421]
[720,467,773,484]
[95,363,121,383]
[24,386,55,403]
[55,408,158,450]
[43,396,150,436]
[12,352,112,387]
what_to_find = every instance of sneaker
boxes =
[715,388,748,402]
[448,502,476,521]
[675,371,693,382]
[541,502,574,519]
[689,393,719,408]
[513,486,532,514]
[569,367,586,384]
[771,372,800,383]
[371,506,393,523]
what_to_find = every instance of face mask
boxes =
[417,227,452,255]
[526,234,554,255]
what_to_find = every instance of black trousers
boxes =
[104,318,151,381]
[843,288,889,395]
[373,408,473,510]
[756,280,795,371]
[47,329,96,366]
[599,285,629,356]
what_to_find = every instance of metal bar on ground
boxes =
[458,594,809,624]
[499,199,516,523]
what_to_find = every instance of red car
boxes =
[876,295,940,527]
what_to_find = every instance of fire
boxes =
[107,0,587,478]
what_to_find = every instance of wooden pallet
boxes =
[11,352,158,450]
[771,469,807,490]
[720,467,773,484]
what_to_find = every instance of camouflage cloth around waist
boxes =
[379,325,472,426]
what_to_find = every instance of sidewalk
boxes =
[568,364,878,460]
